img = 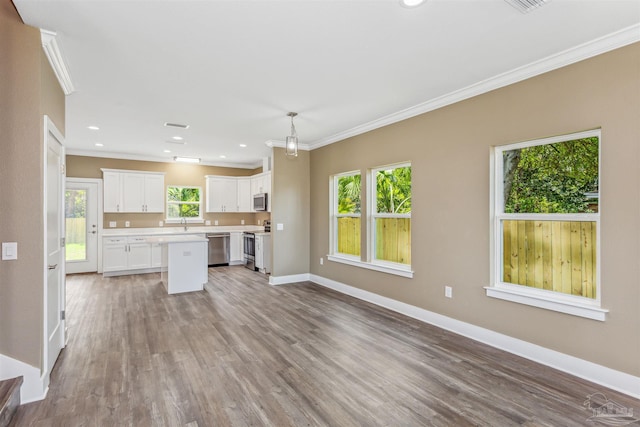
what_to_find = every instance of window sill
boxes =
[327,255,413,278]
[165,219,204,224]
[484,285,608,321]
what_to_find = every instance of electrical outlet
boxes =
[125,221,130,227]
[214,220,219,226]
[241,219,245,225]
[445,286,453,298]
[109,221,116,228]
[205,220,211,226]
[320,257,324,265]
[159,221,164,227]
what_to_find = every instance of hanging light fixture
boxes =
[285,112,298,157]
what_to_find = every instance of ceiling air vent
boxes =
[164,122,190,129]
[505,0,550,13]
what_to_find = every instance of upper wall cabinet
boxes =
[101,169,165,213]
[251,172,271,212]
[237,177,251,212]
[205,176,238,213]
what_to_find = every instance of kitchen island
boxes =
[145,235,208,294]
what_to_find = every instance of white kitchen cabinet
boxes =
[237,178,251,212]
[251,172,271,212]
[103,171,123,213]
[102,169,165,213]
[151,242,162,268]
[206,176,238,212]
[103,236,152,275]
[229,232,244,264]
[255,233,271,274]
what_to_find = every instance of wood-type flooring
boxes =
[10,267,639,426]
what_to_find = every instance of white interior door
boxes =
[65,180,99,273]
[45,116,65,385]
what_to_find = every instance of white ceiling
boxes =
[13,0,640,168]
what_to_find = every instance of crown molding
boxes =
[66,148,262,169]
[308,24,640,151]
[40,29,75,96]
[264,139,311,151]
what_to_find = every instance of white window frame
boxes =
[329,171,361,261]
[369,162,412,272]
[486,129,608,321]
[165,185,204,223]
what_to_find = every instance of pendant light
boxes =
[285,112,298,157]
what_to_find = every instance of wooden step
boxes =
[0,377,23,427]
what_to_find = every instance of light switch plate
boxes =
[2,242,18,260]
[214,220,219,225]
[205,220,211,226]
[109,221,116,228]
[276,223,284,231]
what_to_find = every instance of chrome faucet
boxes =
[181,217,188,231]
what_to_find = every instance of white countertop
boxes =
[102,225,264,237]
[145,235,209,244]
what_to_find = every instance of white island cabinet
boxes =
[146,235,208,295]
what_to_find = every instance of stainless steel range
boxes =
[243,221,270,271]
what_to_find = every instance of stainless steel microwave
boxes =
[253,193,268,211]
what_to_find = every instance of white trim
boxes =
[264,139,311,151]
[327,254,414,278]
[307,24,640,150]
[40,30,75,95]
[67,148,262,169]
[485,286,608,321]
[308,274,640,399]
[0,353,48,404]
[269,273,311,286]
[65,178,103,274]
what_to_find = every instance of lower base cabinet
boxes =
[230,232,244,265]
[103,236,152,275]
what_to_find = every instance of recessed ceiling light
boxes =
[163,149,171,153]
[239,144,247,148]
[172,136,183,141]
[88,126,100,130]
[219,155,227,159]
[400,0,425,7]
[173,156,200,163]
[94,143,103,147]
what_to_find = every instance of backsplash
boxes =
[104,212,271,229]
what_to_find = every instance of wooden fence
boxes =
[66,218,86,244]
[502,220,596,299]
[337,217,411,265]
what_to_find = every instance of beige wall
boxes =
[271,148,310,276]
[309,43,640,376]
[67,155,268,228]
[0,0,65,368]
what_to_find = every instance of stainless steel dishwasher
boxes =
[206,233,230,266]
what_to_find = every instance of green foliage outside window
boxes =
[503,137,599,214]
[376,166,411,214]
[337,174,361,214]
[167,186,201,218]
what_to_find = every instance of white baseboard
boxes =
[308,274,640,399]
[269,273,311,286]
[0,353,48,404]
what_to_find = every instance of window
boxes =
[166,186,202,221]
[332,172,361,257]
[371,164,411,267]
[329,163,412,278]
[487,130,607,321]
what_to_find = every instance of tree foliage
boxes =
[167,187,200,217]
[376,166,411,214]
[337,174,361,214]
[65,190,86,218]
[503,137,599,213]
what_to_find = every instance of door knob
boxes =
[48,264,58,270]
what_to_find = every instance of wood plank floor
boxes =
[10,267,639,426]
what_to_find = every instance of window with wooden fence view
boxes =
[373,164,411,265]
[499,133,599,299]
[336,173,361,256]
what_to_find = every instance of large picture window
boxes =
[371,163,411,267]
[488,130,607,320]
[332,172,361,257]
[167,186,202,220]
